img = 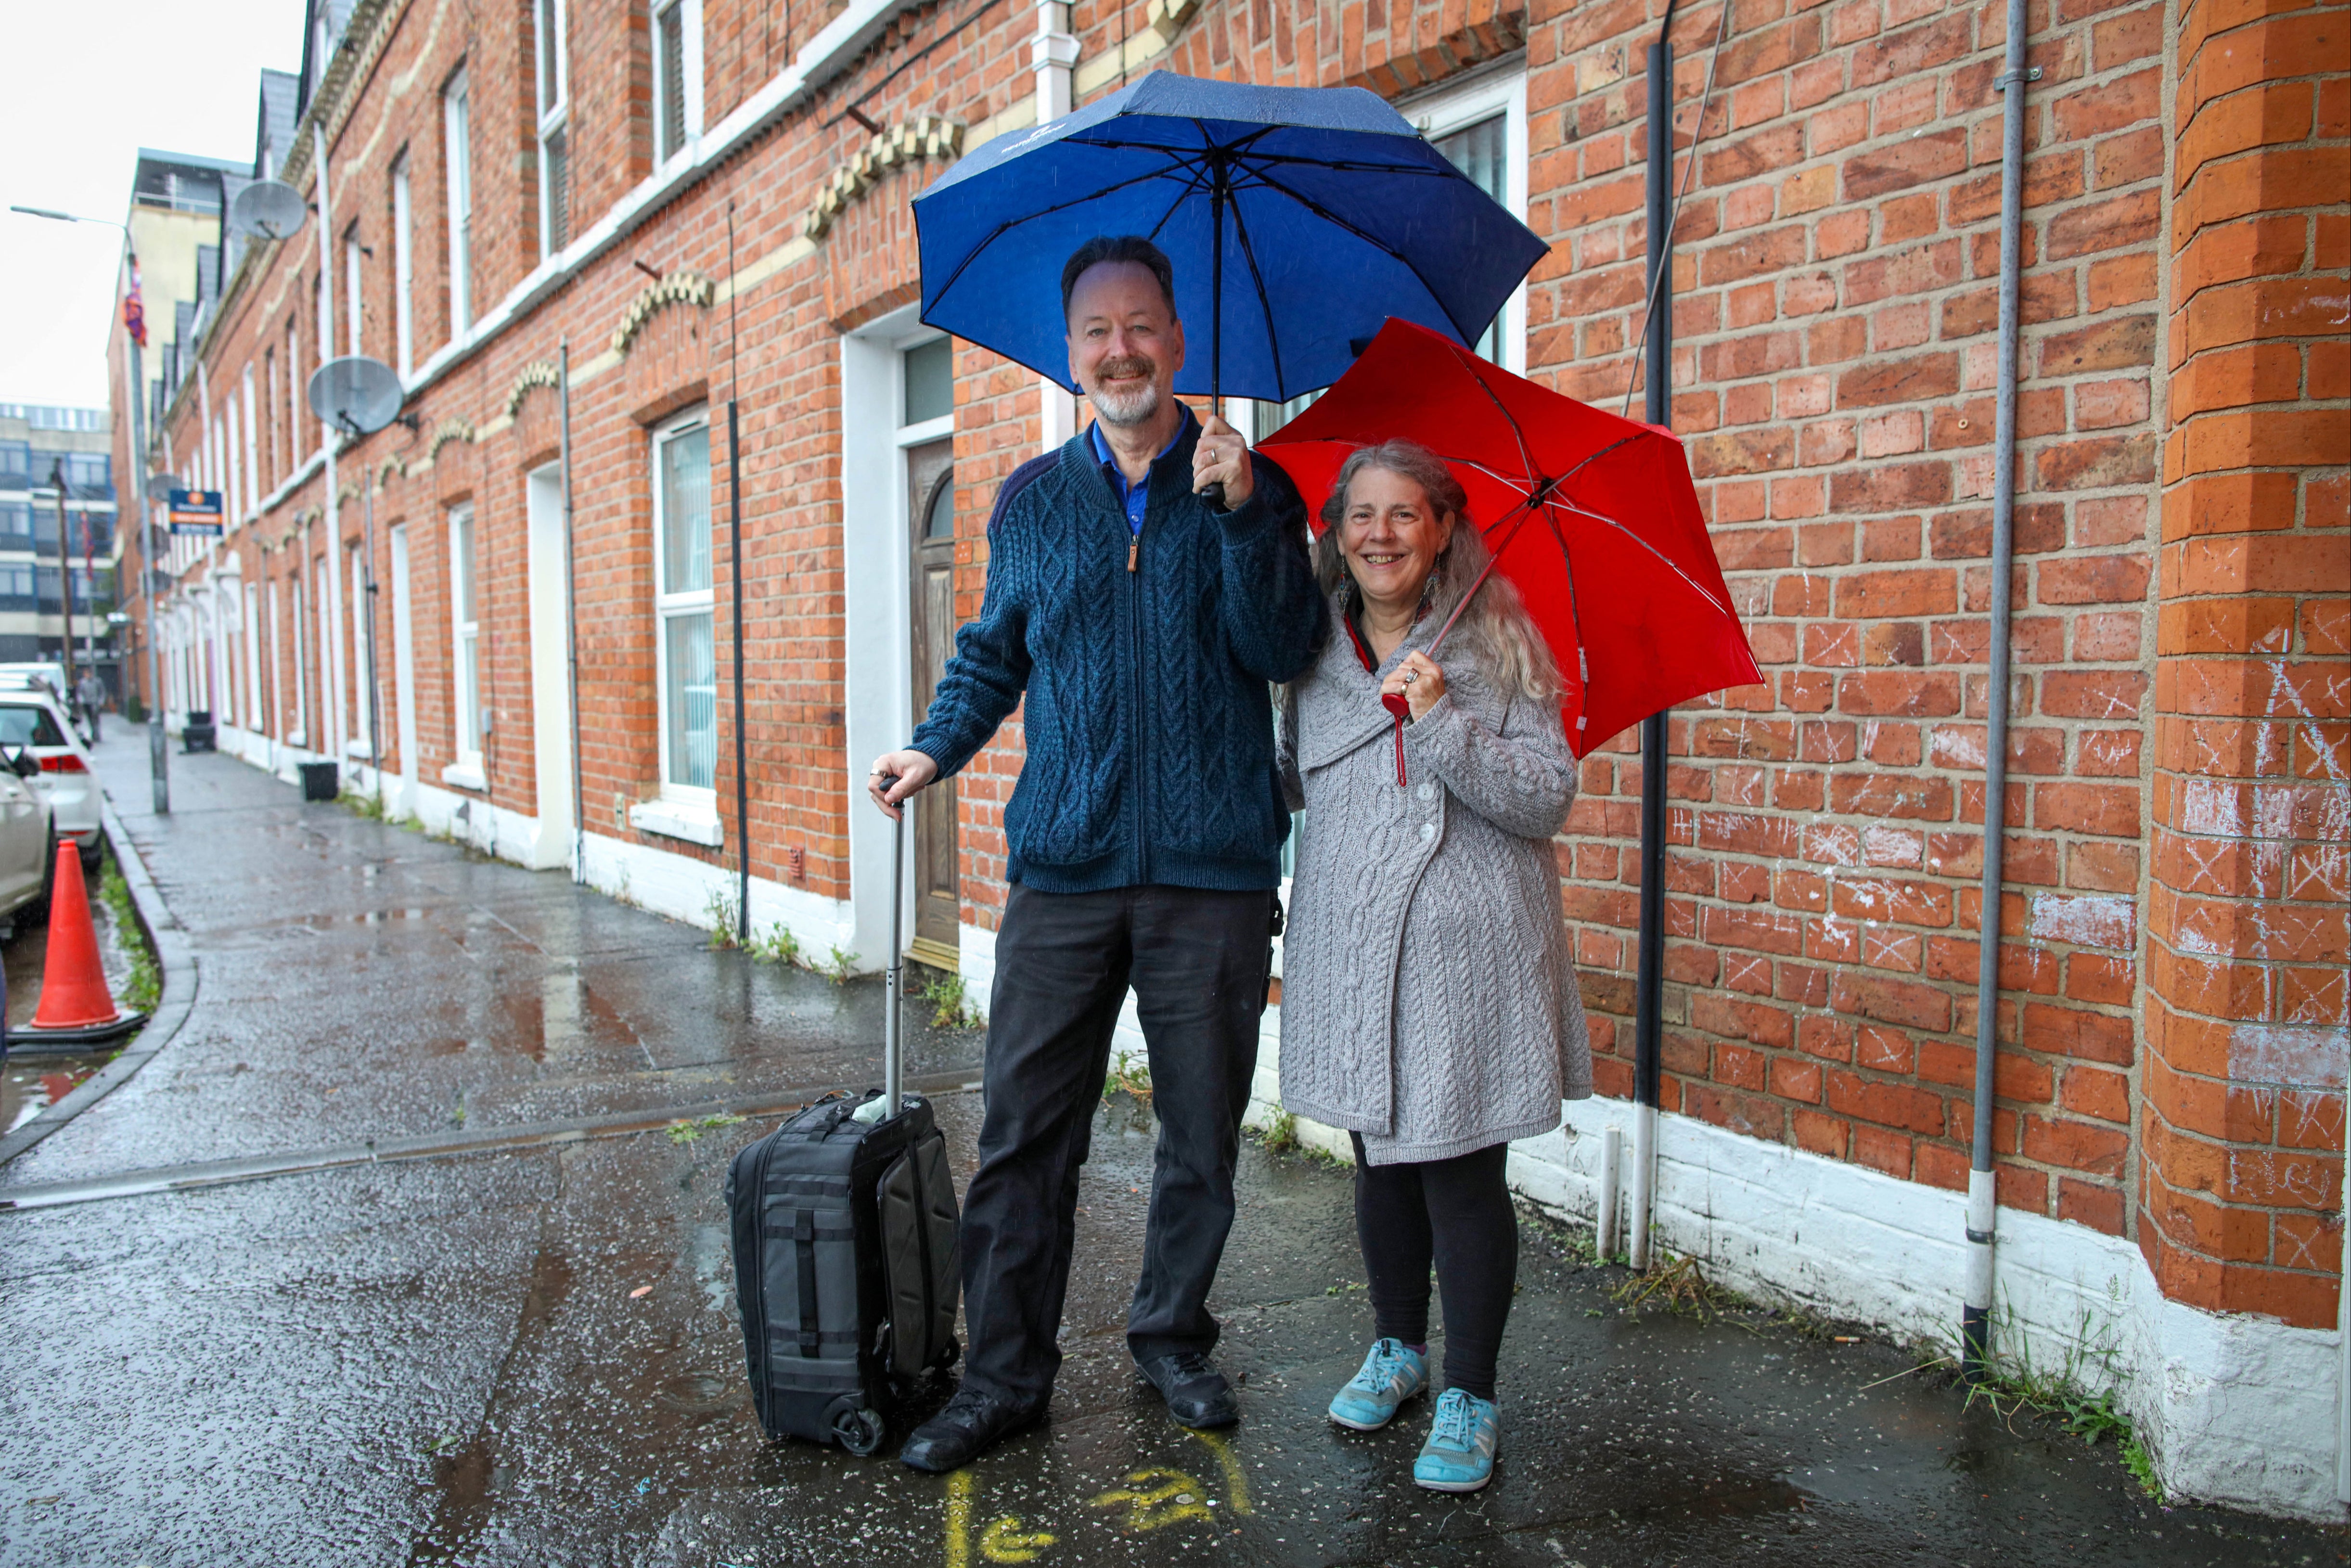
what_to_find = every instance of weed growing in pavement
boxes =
[1257,1107,1299,1155]
[749,921,799,966]
[1102,1049,1154,1106]
[667,1113,747,1144]
[917,972,980,1029]
[822,945,857,984]
[95,848,161,1015]
[1607,1251,1753,1323]
[704,887,742,948]
[337,787,385,820]
[1949,1298,2156,1493]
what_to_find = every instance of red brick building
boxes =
[116,0,2345,1515]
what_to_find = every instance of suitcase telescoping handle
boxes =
[883,787,906,1118]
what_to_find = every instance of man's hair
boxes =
[1060,236,1177,323]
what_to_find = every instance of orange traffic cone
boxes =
[17,843,144,1048]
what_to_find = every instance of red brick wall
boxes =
[125,0,2347,1319]
[2140,0,2349,1330]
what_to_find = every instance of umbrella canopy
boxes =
[1260,319,1762,756]
[912,71,1548,403]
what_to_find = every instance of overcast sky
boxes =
[0,0,303,412]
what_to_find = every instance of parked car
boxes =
[0,690,101,870]
[0,664,89,744]
[0,744,54,933]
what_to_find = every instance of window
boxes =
[903,336,952,424]
[344,225,364,358]
[449,503,481,767]
[265,348,280,483]
[285,321,301,461]
[392,156,414,377]
[1407,68,1529,373]
[653,0,703,165]
[0,442,27,488]
[349,544,370,748]
[652,411,713,796]
[535,0,569,255]
[443,70,473,335]
[243,366,259,512]
[289,572,308,744]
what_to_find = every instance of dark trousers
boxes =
[1351,1134,1518,1401]
[960,881,1273,1406]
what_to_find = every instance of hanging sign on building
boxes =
[167,488,224,537]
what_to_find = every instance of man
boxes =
[867,235,1324,1471]
[75,668,104,743]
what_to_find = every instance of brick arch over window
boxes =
[616,277,712,427]
[512,380,562,471]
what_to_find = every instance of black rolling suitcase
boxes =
[725,814,962,1454]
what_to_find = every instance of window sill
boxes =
[630,798,722,848]
[345,738,375,760]
[440,761,488,792]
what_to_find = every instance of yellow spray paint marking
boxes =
[945,1469,977,1568]
[978,1514,1057,1562]
[1091,1466,1216,1532]
[1184,1427,1252,1515]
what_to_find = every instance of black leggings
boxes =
[1350,1135,1517,1402]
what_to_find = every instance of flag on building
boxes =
[123,260,147,348]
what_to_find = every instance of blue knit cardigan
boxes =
[909,415,1325,894]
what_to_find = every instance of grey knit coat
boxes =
[1276,602,1592,1166]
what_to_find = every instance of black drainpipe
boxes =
[1629,31,1675,1272]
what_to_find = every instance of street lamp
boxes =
[10,203,170,813]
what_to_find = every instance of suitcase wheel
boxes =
[832,1404,887,1457]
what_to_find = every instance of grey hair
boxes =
[1312,440,1561,703]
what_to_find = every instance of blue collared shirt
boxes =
[1089,408,1194,536]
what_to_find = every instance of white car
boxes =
[0,744,54,931]
[0,691,101,869]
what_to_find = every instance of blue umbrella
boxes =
[912,71,1548,404]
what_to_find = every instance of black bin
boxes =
[182,709,216,754]
[299,761,340,802]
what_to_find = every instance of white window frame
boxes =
[344,224,363,359]
[446,502,484,784]
[244,365,261,514]
[1400,64,1529,375]
[650,406,715,809]
[392,154,414,377]
[289,569,308,747]
[348,544,371,754]
[443,69,473,336]
[535,0,570,257]
[652,0,704,167]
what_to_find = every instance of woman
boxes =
[1277,439,1591,1494]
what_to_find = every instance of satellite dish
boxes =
[145,472,183,502]
[308,356,405,436]
[230,179,308,242]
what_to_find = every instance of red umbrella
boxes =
[1259,318,1762,758]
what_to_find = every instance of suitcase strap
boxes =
[793,1209,821,1357]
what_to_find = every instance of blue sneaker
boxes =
[1326,1338,1428,1431]
[1413,1388,1500,1492]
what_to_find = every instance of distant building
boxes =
[0,402,118,681]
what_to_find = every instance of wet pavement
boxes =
[0,737,2344,1566]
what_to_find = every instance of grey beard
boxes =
[1087,379,1161,427]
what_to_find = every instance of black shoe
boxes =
[1136,1351,1239,1429]
[898,1385,1044,1472]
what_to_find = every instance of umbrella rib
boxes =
[1143,160,1216,243]
[1443,336,1540,488]
[1241,165,1490,348]
[1223,192,1288,400]
[1547,497,1738,619]
[926,165,1200,305]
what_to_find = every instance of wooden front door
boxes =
[907,440,960,966]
